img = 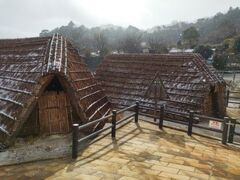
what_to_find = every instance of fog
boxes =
[0,0,239,38]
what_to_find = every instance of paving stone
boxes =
[117,166,141,177]
[185,162,211,170]
[91,162,122,174]
[151,164,179,174]
[159,172,190,180]
[108,157,130,164]
[72,166,98,175]
[178,170,210,179]
[144,159,168,166]
[209,176,228,180]
[94,171,122,179]
[175,157,199,164]
[128,161,154,168]
[119,176,138,180]
[168,163,195,172]
[74,174,102,180]
[153,152,175,158]
[160,157,185,165]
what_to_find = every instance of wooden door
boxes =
[38,91,71,135]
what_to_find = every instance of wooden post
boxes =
[187,111,194,136]
[135,101,139,123]
[159,104,164,129]
[226,90,229,107]
[154,84,157,122]
[222,117,229,145]
[111,110,117,139]
[233,72,236,82]
[72,123,79,159]
[228,119,236,143]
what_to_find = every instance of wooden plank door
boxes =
[38,91,71,135]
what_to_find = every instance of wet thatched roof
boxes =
[96,53,225,114]
[0,34,110,142]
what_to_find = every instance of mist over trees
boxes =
[194,45,213,59]
[40,7,240,70]
[40,7,240,53]
[182,27,199,48]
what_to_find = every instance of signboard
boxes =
[209,120,222,130]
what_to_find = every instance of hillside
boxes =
[40,7,240,53]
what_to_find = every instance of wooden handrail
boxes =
[72,101,237,159]
[78,113,113,130]
[72,102,139,159]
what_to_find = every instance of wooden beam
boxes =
[0,70,42,74]
[77,84,98,92]
[0,76,37,84]
[0,85,33,95]
[0,111,16,121]
[85,96,106,113]
[88,101,109,121]
[0,126,10,136]
[73,77,93,82]
[80,90,102,101]
[68,70,90,73]
[0,97,24,107]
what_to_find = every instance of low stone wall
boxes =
[0,134,72,166]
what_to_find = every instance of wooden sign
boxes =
[209,120,222,130]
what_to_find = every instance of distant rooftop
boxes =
[169,48,194,53]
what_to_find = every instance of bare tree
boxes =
[147,36,168,53]
[119,33,142,53]
[94,32,108,57]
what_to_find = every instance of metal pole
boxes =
[228,119,236,143]
[135,102,139,123]
[222,117,229,145]
[187,111,194,136]
[111,110,117,139]
[159,104,164,129]
[72,123,79,159]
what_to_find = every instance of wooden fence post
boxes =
[159,104,164,129]
[111,110,117,139]
[228,119,236,143]
[222,117,229,145]
[72,123,79,159]
[226,90,229,107]
[187,111,194,136]
[135,101,139,123]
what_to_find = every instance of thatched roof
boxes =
[96,53,225,114]
[0,34,110,142]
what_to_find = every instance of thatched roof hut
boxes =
[96,53,226,118]
[0,34,110,146]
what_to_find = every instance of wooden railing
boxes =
[226,90,240,106]
[138,104,239,145]
[72,102,239,159]
[72,102,139,159]
[218,70,240,82]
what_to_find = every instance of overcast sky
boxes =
[0,0,239,38]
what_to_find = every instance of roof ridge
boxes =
[192,54,223,83]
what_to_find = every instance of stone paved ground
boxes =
[0,120,240,180]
